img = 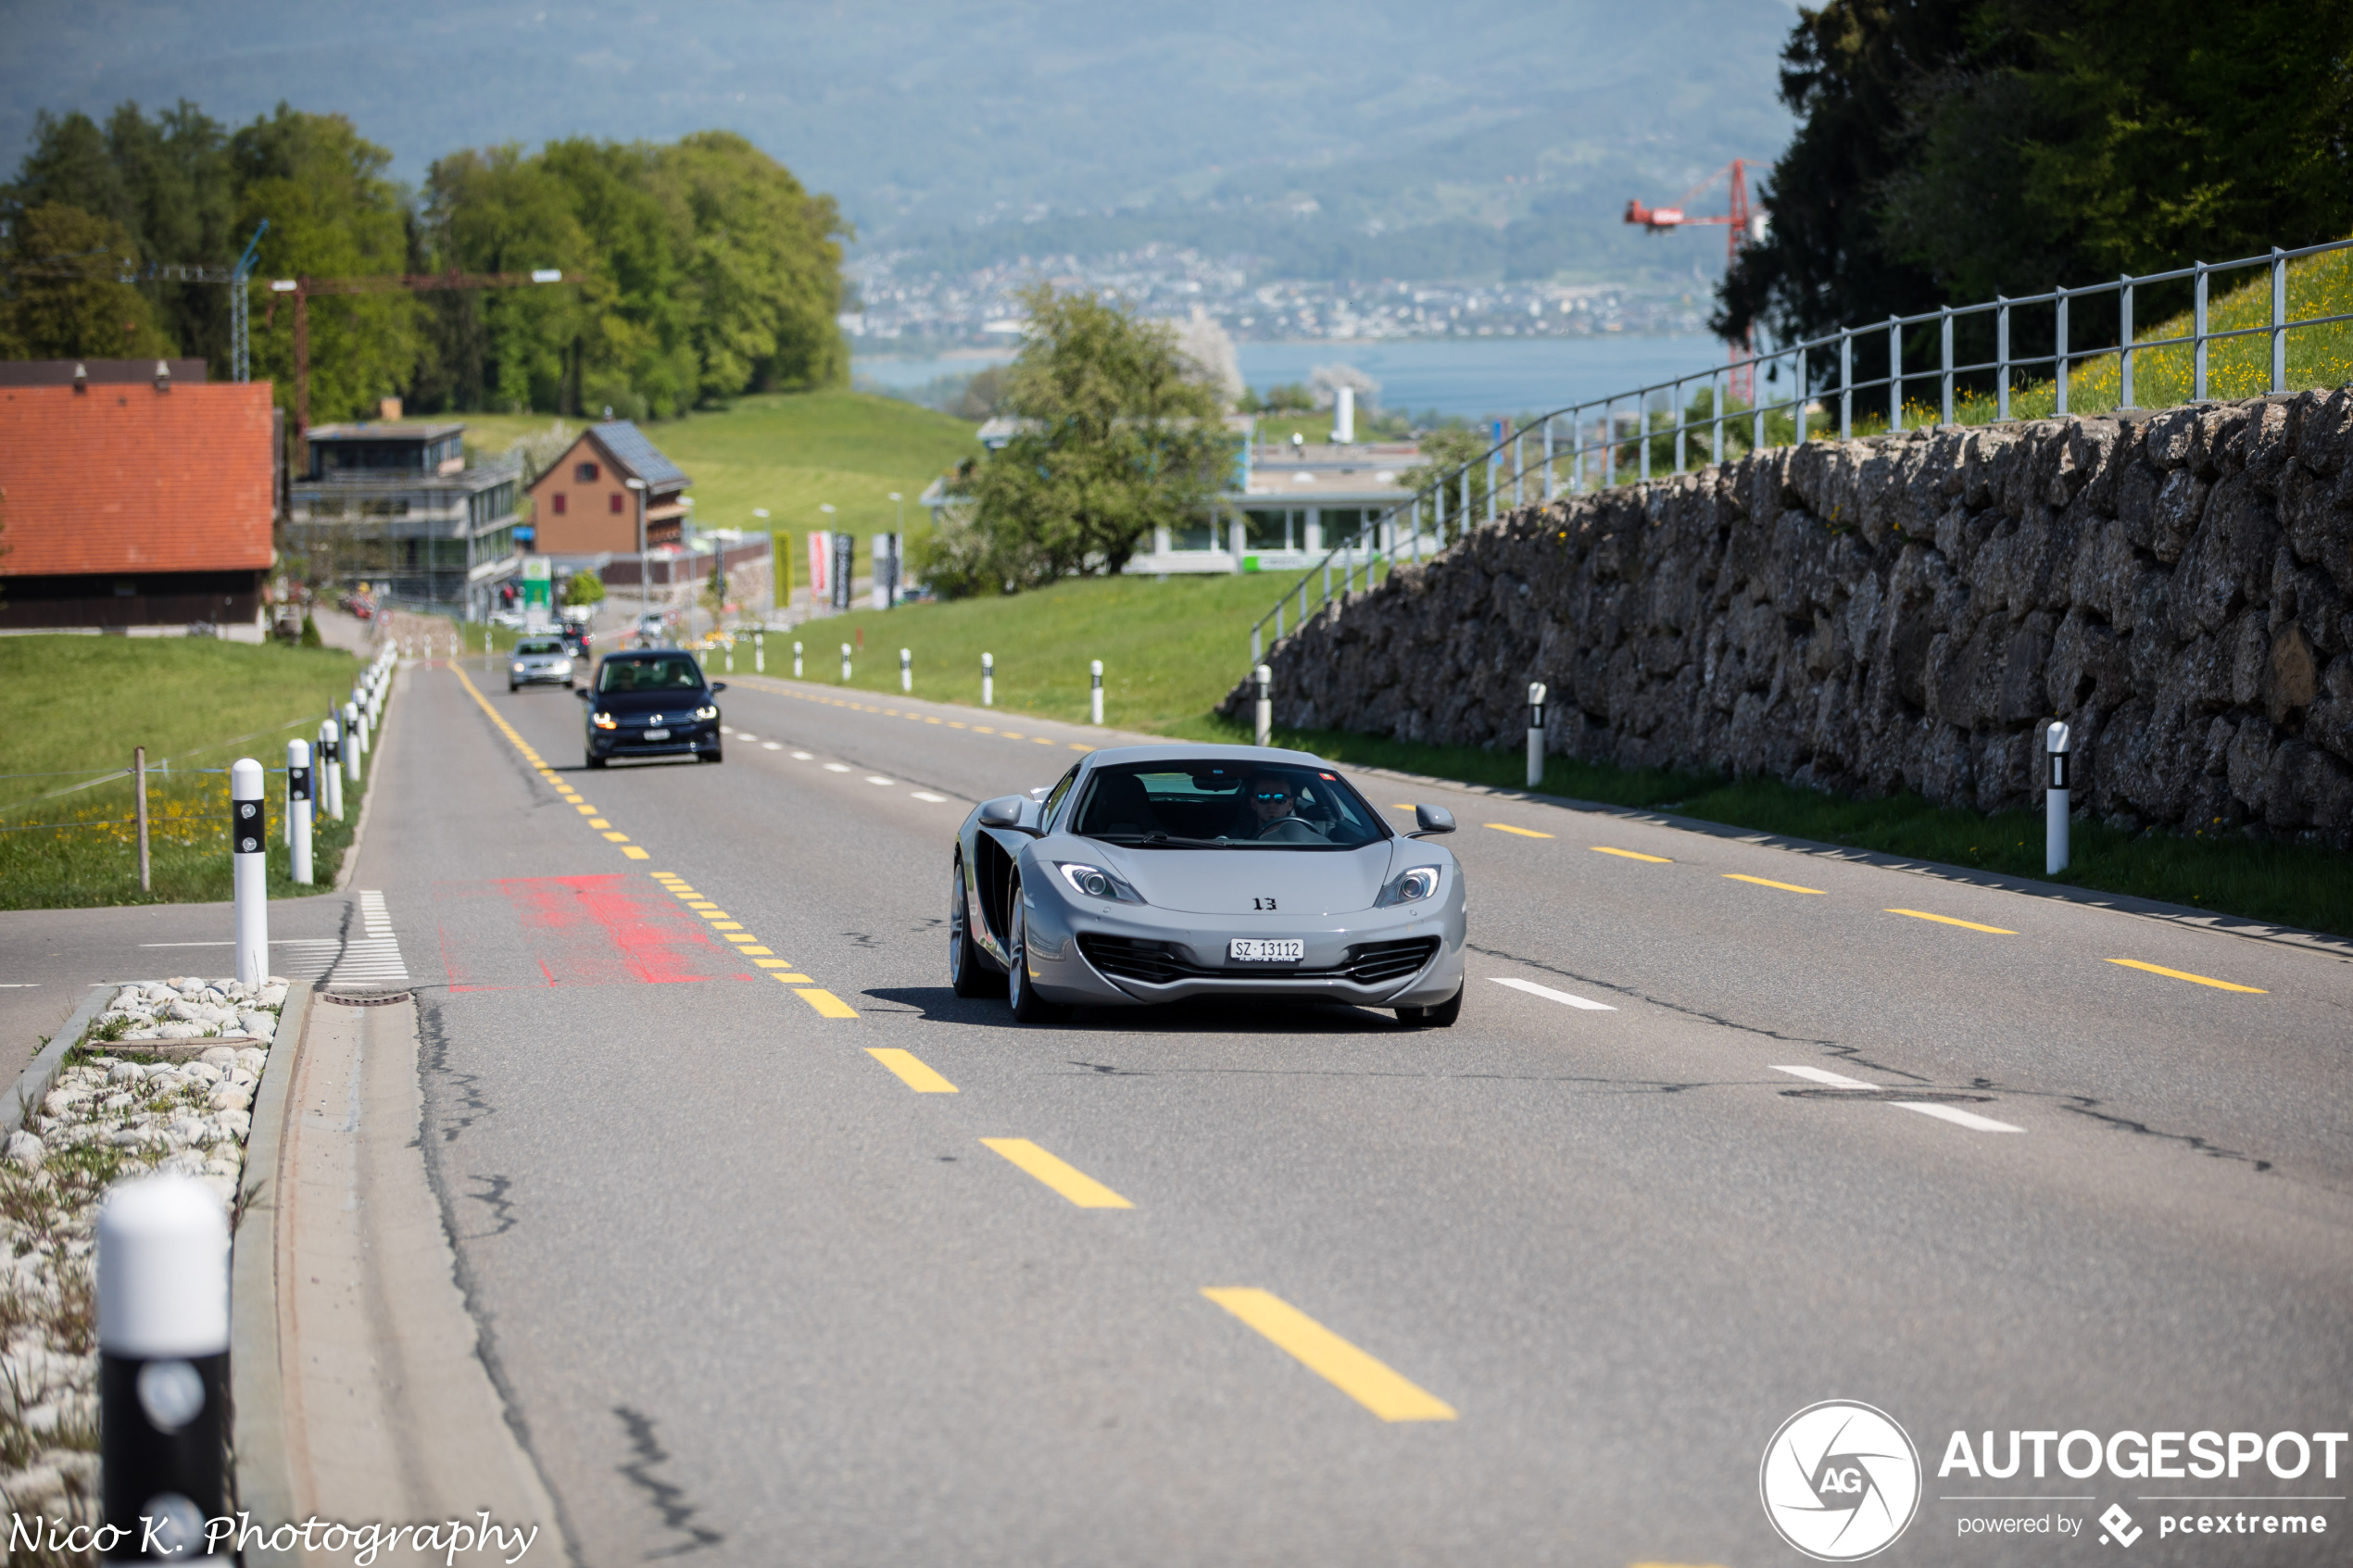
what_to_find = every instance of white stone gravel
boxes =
[0,976,284,1524]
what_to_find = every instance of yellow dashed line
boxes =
[1485,823,1554,838]
[866,1046,950,1088]
[588,818,611,829]
[621,847,649,859]
[796,986,860,1017]
[1592,846,1671,862]
[600,831,631,843]
[2108,959,2266,993]
[1201,1288,1456,1423]
[981,1138,1133,1209]
[1887,908,2017,935]
[1723,872,1825,895]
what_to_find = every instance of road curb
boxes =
[228,979,312,1567]
[2,985,110,1136]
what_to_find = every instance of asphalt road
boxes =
[341,652,2351,1567]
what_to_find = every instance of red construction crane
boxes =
[268,268,575,435]
[1626,159,1763,401]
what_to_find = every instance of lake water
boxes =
[853,334,1730,420]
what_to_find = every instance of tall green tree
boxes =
[928,285,1230,596]
[0,203,172,358]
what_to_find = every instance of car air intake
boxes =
[1077,935,1439,987]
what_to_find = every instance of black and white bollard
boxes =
[287,739,313,886]
[343,701,363,782]
[840,643,852,683]
[1090,659,1104,726]
[318,719,343,822]
[230,759,268,986]
[1254,664,1273,747]
[793,641,803,678]
[754,630,764,673]
[2045,720,2071,874]
[99,1174,231,1564]
[1527,681,1548,790]
[982,652,994,708]
[900,647,912,694]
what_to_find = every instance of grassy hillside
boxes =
[450,391,981,580]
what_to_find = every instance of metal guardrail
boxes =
[1246,236,2353,666]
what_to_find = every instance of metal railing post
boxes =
[1940,307,1954,425]
[1542,416,1554,501]
[1996,295,2011,420]
[2271,247,2288,393]
[2120,275,2135,408]
[1838,332,1852,440]
[1888,317,1903,433]
[1674,379,1688,472]
[1514,433,1526,508]
[1486,446,1498,521]
[1795,349,1808,445]
[1753,377,1765,454]
[1457,468,1469,541]
[1713,369,1726,464]
[1639,396,1652,483]
[2193,261,2208,400]
[2055,287,2070,416]
[1604,401,1617,488]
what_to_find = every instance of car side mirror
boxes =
[1410,805,1456,836]
[710,681,727,692]
[575,687,595,702]
[979,795,1042,835]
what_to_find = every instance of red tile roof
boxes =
[0,382,274,577]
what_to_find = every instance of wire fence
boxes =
[1246,235,2353,667]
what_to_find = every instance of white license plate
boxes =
[642,728,671,740]
[1228,938,1303,963]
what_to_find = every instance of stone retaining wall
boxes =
[1224,389,2353,845]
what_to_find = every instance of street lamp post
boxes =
[625,477,648,618]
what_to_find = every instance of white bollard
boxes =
[1527,681,1548,790]
[2046,720,2072,874]
[982,651,994,708]
[841,643,852,683]
[900,647,912,693]
[230,758,268,985]
[755,630,764,673]
[98,1174,231,1558]
[287,738,314,885]
[319,719,344,821]
[725,641,734,674]
[793,640,804,678]
[1254,663,1273,747]
[343,702,362,783]
[1090,659,1104,726]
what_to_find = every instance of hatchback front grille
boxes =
[1077,935,1439,988]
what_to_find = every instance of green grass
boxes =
[781,571,1279,731]
[451,390,983,583]
[0,636,372,909]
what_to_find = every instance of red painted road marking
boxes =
[437,874,756,988]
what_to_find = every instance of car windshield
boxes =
[598,655,705,693]
[516,639,564,655]
[1071,760,1388,849]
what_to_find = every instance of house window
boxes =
[551,493,567,515]
[609,492,624,513]
[575,462,599,483]
[1244,508,1306,551]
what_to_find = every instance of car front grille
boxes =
[1077,935,1439,987]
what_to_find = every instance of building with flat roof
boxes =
[288,421,523,619]
[0,375,275,633]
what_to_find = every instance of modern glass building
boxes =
[288,422,524,618]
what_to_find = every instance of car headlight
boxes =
[591,711,618,731]
[1377,866,1441,907]
[553,659,573,672]
[511,661,526,672]
[693,705,718,720]
[1056,861,1143,903]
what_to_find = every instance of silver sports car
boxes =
[949,744,1466,1025]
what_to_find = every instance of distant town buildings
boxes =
[0,362,275,633]
[843,244,1711,354]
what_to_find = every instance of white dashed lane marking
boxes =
[910,792,948,803]
[865,776,895,786]
[824,763,851,773]
[1772,1065,1876,1089]
[762,742,782,750]
[1490,976,1616,1011]
[1893,1101,2025,1134]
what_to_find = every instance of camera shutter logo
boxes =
[1759,1400,1922,1561]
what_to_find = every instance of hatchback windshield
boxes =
[516,639,564,656]
[1072,760,1388,848]
[598,655,706,693]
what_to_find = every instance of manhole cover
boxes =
[1780,1087,1994,1104]
[321,990,411,1007]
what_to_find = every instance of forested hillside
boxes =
[0,104,848,423]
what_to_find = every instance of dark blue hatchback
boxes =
[580,650,725,768]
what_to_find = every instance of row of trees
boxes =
[1716,0,2353,371]
[0,102,849,422]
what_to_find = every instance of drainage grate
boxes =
[321,990,411,1007]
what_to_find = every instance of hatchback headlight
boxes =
[1377,866,1441,907]
[693,704,718,720]
[1056,861,1142,903]
[553,658,573,672]
[511,660,526,672]
[591,711,618,731]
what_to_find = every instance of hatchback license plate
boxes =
[1228,938,1303,963]
[642,728,671,740]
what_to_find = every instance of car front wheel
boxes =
[1005,891,1066,1024]
[1396,983,1463,1028]
[949,858,999,997]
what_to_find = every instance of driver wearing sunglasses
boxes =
[1247,773,1300,837]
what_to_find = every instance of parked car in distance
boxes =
[580,650,725,767]
[509,636,577,692]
